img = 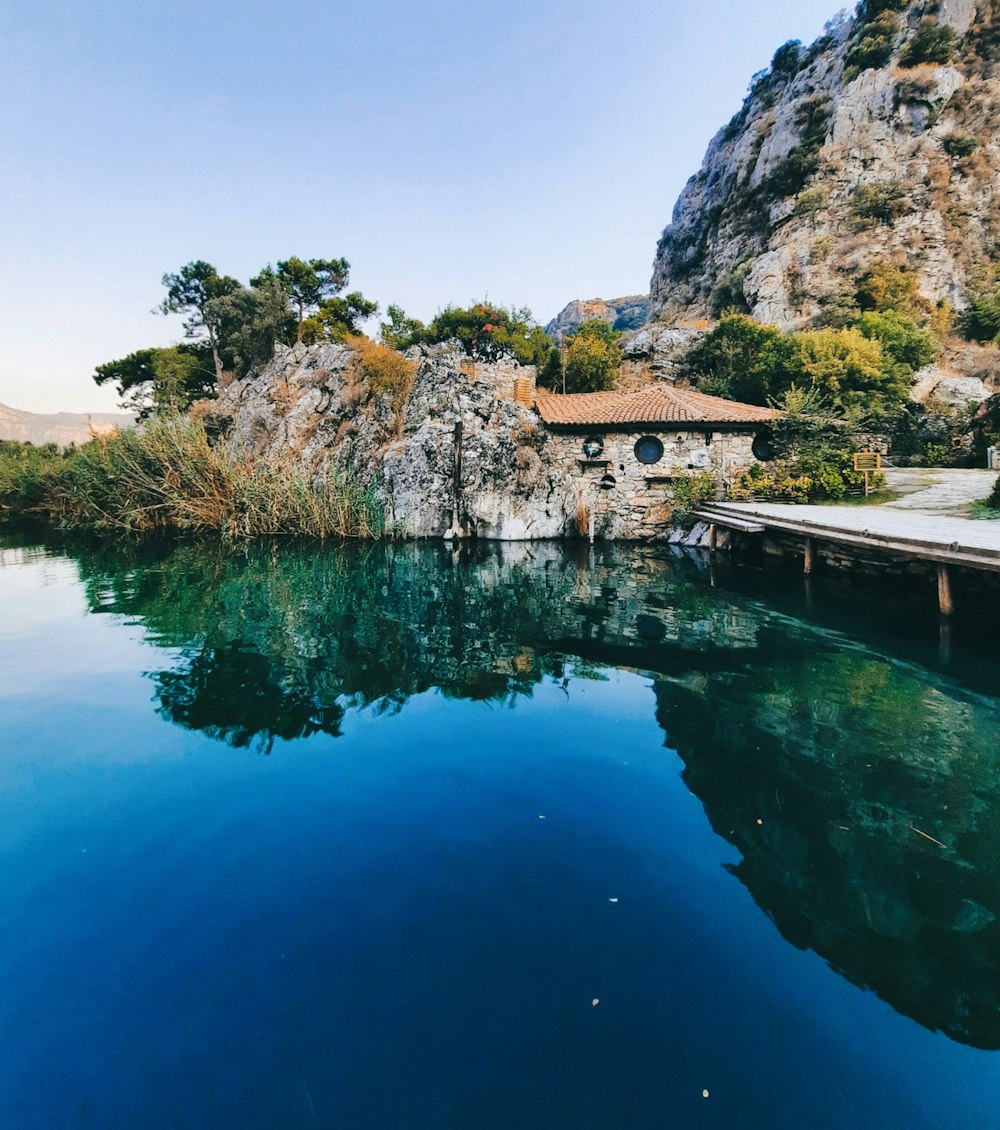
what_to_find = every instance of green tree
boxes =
[423,303,553,364]
[93,344,215,418]
[682,313,796,405]
[159,261,241,384]
[563,321,622,393]
[204,279,295,376]
[379,304,427,350]
[301,293,379,344]
[253,257,351,342]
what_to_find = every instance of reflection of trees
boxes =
[70,539,764,752]
[653,650,1000,1050]
[63,534,1000,1047]
[155,643,345,752]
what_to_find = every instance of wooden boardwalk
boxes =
[695,502,1000,614]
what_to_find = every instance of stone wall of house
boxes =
[546,428,761,540]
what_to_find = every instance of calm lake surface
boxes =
[2,530,1000,1129]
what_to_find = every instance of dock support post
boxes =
[803,537,815,576]
[937,564,954,617]
[709,524,718,552]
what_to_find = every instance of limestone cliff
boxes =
[649,0,999,335]
[545,295,649,342]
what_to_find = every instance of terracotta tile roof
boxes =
[534,385,780,428]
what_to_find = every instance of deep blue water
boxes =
[2,533,1000,1129]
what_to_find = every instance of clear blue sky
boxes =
[1,0,841,413]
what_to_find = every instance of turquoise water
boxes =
[2,532,999,1128]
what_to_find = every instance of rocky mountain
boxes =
[545,295,649,342]
[0,402,133,447]
[649,0,999,334]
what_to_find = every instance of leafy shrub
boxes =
[962,282,1000,343]
[796,187,830,220]
[379,304,427,350]
[792,327,910,416]
[349,337,416,431]
[942,133,978,158]
[771,40,803,75]
[796,93,833,147]
[857,310,937,370]
[856,0,906,21]
[422,303,552,366]
[710,265,751,317]
[924,442,951,466]
[989,475,1000,509]
[538,347,564,391]
[729,391,872,501]
[844,11,900,81]
[899,19,955,67]
[759,146,821,200]
[849,180,907,226]
[670,473,715,523]
[855,263,923,315]
[682,314,796,406]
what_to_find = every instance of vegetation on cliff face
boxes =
[649,0,1000,338]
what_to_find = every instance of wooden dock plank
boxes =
[699,502,1000,574]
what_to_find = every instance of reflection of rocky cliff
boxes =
[66,536,1000,1047]
[654,653,1000,1050]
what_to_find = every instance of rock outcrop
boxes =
[217,342,577,540]
[648,0,1000,333]
[545,295,649,342]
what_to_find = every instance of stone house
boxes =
[534,385,779,539]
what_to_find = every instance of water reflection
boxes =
[43,535,1000,1049]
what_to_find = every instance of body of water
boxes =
[2,531,999,1128]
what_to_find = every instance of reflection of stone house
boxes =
[534,385,779,539]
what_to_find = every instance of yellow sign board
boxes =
[853,451,882,472]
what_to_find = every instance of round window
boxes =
[634,436,664,465]
[752,431,774,462]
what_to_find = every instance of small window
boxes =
[634,436,664,465]
[582,435,604,458]
[752,431,774,462]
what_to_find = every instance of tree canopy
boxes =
[93,344,216,418]
[563,321,622,393]
[252,257,352,342]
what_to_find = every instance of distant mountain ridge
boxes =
[545,295,649,342]
[0,402,134,448]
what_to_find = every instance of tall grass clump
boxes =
[0,418,383,539]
